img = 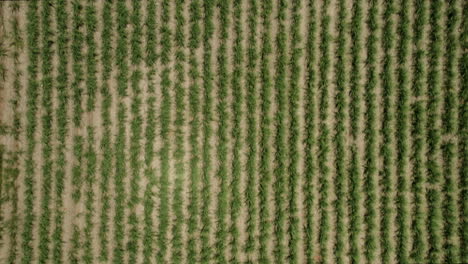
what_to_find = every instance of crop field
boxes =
[0,0,466,263]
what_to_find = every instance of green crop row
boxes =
[200,0,214,262]
[459,1,468,261]
[287,1,301,262]
[395,0,411,262]
[187,0,201,262]
[83,1,98,263]
[70,10,85,261]
[85,0,98,112]
[426,1,443,262]
[98,0,113,261]
[334,0,348,262]
[143,0,157,262]
[172,0,186,262]
[273,0,287,262]
[410,0,428,262]
[364,0,379,262]
[303,0,317,262]
[244,0,258,262]
[215,0,229,263]
[6,2,23,263]
[229,0,243,262]
[128,0,143,261]
[21,1,40,263]
[442,0,461,262]
[53,0,69,262]
[318,0,331,262]
[258,0,272,263]
[38,1,54,263]
[348,0,363,262]
[83,126,96,264]
[113,1,129,263]
[380,0,396,262]
[157,0,171,262]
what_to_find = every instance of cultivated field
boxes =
[0,0,466,263]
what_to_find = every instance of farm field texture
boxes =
[0,0,466,263]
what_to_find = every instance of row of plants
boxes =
[0,3,6,259]
[83,1,98,263]
[229,0,243,262]
[317,0,331,262]
[258,0,273,263]
[172,0,186,262]
[348,0,363,262]
[410,0,428,262]
[187,0,201,262]
[333,0,348,262]
[6,2,23,263]
[395,0,411,262]
[113,0,129,263]
[70,0,86,261]
[200,0,214,262]
[379,0,396,262]
[83,126,96,264]
[244,0,258,261]
[143,0,157,262]
[458,1,468,261]
[21,1,40,263]
[71,0,85,133]
[38,1,54,263]
[303,0,317,262]
[85,0,98,112]
[128,0,143,261]
[98,0,113,261]
[156,0,171,262]
[287,0,301,262]
[442,0,461,262]
[363,0,379,262]
[426,0,443,262]
[273,0,287,262]
[215,0,229,262]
